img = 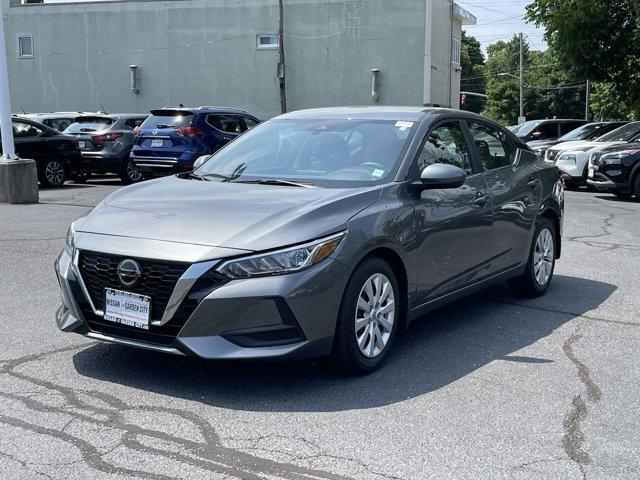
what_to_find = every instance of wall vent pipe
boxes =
[371,68,380,102]
[129,65,139,94]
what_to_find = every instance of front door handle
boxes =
[473,193,490,205]
[527,177,540,188]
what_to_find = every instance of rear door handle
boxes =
[473,194,490,205]
[527,177,540,188]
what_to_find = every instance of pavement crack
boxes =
[0,345,354,480]
[561,333,603,478]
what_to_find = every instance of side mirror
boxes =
[193,155,209,170]
[417,163,467,189]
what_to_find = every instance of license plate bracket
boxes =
[103,288,151,330]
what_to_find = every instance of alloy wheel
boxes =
[533,228,554,286]
[127,160,143,182]
[355,273,395,358]
[45,161,65,186]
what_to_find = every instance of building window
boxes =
[451,37,461,65]
[18,36,34,59]
[256,34,279,50]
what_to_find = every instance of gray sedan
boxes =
[55,107,564,373]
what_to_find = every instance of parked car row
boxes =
[8,106,261,188]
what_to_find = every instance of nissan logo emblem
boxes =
[152,128,158,135]
[117,259,142,287]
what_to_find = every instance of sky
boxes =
[457,0,547,53]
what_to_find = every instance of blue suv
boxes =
[131,106,260,176]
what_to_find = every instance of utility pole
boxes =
[277,0,287,114]
[519,32,524,121]
[0,5,38,203]
[585,78,591,121]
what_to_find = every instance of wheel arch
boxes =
[351,246,410,330]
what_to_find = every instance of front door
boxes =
[410,120,496,307]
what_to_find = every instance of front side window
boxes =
[124,117,146,130]
[243,116,260,130]
[196,118,416,187]
[13,121,42,138]
[531,122,559,140]
[208,115,242,134]
[44,118,74,132]
[416,122,472,175]
[468,122,516,170]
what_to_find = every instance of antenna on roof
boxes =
[99,104,109,114]
[20,105,26,114]
[179,103,185,108]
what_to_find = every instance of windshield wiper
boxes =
[180,172,210,181]
[155,124,174,129]
[236,179,315,188]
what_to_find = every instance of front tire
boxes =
[509,217,556,297]
[39,160,67,188]
[119,158,144,185]
[329,258,399,374]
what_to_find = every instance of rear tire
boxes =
[119,158,144,185]
[509,217,556,297]
[39,160,67,188]
[632,174,640,202]
[329,258,399,374]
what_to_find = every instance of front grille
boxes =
[76,251,227,346]
[78,251,189,321]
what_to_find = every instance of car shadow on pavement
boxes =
[72,274,616,412]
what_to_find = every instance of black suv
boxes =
[512,119,588,144]
[587,141,640,200]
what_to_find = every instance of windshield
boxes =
[64,117,113,133]
[558,123,602,142]
[195,118,415,187]
[597,122,640,142]
[512,121,541,137]
[142,111,194,129]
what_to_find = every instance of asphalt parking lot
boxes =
[1,180,639,480]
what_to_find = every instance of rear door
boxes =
[411,120,496,306]
[467,120,542,273]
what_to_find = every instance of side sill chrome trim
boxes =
[135,163,176,168]
[156,260,219,326]
[86,332,185,355]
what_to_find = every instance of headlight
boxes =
[217,232,346,278]
[558,153,577,164]
[64,223,76,257]
[601,150,640,165]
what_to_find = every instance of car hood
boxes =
[527,139,558,149]
[548,140,596,153]
[76,176,381,252]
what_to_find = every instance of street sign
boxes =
[518,116,527,125]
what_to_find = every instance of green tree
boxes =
[526,0,640,117]
[483,36,585,125]
[460,32,486,114]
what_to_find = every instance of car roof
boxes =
[277,106,493,122]
[152,106,252,115]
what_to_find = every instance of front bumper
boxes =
[54,244,350,361]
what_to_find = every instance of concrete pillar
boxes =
[0,3,38,204]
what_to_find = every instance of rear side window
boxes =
[13,121,43,138]
[531,122,559,140]
[468,122,516,171]
[416,122,473,175]
[561,122,585,135]
[44,118,74,132]
[141,111,194,129]
[207,115,242,134]
[64,117,113,133]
